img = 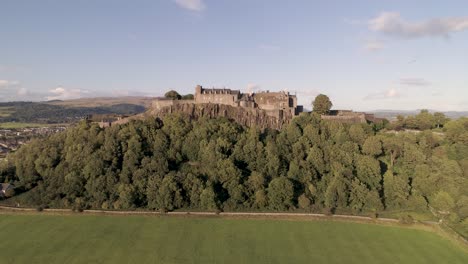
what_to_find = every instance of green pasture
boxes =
[0,214,466,264]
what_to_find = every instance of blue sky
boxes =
[1,0,467,111]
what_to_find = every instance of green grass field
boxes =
[0,214,466,264]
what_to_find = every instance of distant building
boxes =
[321,110,386,124]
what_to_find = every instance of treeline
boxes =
[0,114,467,229]
[164,90,194,100]
[387,110,450,130]
[0,102,146,123]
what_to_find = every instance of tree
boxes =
[298,194,311,210]
[324,172,349,211]
[382,136,403,168]
[164,90,182,100]
[181,94,194,100]
[267,177,294,210]
[200,185,218,211]
[355,155,381,190]
[431,191,455,213]
[157,174,183,211]
[363,190,383,212]
[383,171,409,209]
[349,179,368,213]
[114,184,135,209]
[415,110,434,130]
[253,190,268,209]
[349,124,367,145]
[362,136,382,156]
[312,94,332,115]
[433,112,448,129]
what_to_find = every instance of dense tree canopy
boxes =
[389,110,450,131]
[1,112,467,235]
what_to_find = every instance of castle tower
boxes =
[195,85,202,102]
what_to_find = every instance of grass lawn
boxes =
[0,214,466,264]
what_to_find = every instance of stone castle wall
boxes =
[321,114,367,124]
[320,111,385,124]
[192,85,300,118]
[253,92,297,116]
[195,93,238,107]
[112,87,384,130]
[152,99,195,111]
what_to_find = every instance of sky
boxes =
[1,0,468,111]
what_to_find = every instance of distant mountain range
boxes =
[368,110,468,120]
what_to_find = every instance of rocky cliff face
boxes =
[148,103,293,130]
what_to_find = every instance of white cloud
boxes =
[17,88,28,96]
[385,88,399,98]
[46,87,89,101]
[364,88,401,100]
[399,78,430,86]
[174,0,205,12]
[0,79,19,87]
[364,39,384,51]
[369,12,468,38]
[246,83,260,93]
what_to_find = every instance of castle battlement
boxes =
[194,85,302,117]
[152,85,303,120]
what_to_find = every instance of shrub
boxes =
[399,214,414,225]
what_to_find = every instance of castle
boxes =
[153,85,304,119]
[99,85,385,130]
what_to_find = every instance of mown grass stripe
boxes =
[0,215,466,264]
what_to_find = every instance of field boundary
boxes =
[3,204,467,249]
[0,205,399,222]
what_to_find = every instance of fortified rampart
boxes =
[152,99,195,111]
[147,85,304,129]
[321,110,384,124]
[194,85,301,117]
[194,86,239,107]
[143,85,384,129]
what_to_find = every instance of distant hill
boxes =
[0,98,149,124]
[45,96,155,108]
[369,110,468,120]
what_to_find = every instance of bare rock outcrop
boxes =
[148,103,293,130]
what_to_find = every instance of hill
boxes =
[0,101,147,124]
[45,96,155,108]
[1,113,467,238]
[370,110,468,121]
